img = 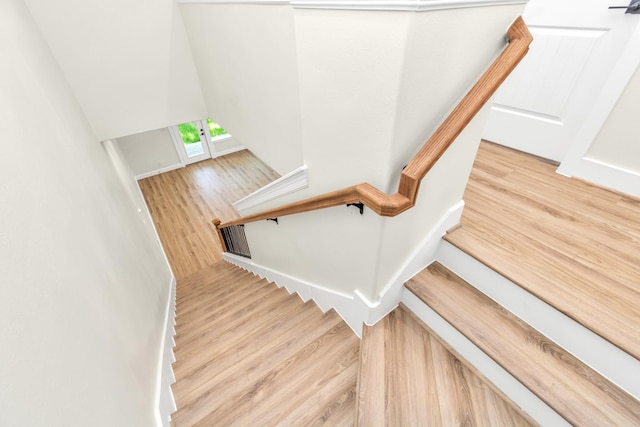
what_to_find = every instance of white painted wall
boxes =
[294,9,409,193]
[375,6,523,294]
[388,6,524,192]
[117,128,182,177]
[243,6,524,304]
[180,4,304,176]
[0,1,173,425]
[586,64,640,174]
[23,0,207,141]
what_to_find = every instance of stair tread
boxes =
[406,262,640,426]
[172,261,358,426]
[356,306,535,426]
[446,141,640,360]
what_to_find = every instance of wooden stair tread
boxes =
[171,261,359,426]
[406,263,640,426]
[356,306,534,426]
[446,141,640,360]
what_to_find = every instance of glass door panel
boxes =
[174,121,211,164]
[206,118,228,139]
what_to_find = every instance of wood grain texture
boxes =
[407,263,640,426]
[356,306,535,427]
[446,141,640,360]
[217,17,533,229]
[139,152,358,425]
[138,149,280,280]
[171,261,360,426]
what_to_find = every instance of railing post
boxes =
[212,218,227,252]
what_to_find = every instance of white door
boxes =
[483,1,640,162]
[171,120,212,165]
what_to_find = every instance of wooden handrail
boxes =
[216,17,532,229]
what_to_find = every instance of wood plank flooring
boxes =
[138,152,359,425]
[356,306,535,426]
[406,263,640,426]
[171,261,359,426]
[138,150,280,280]
[446,141,640,360]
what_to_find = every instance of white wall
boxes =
[294,9,409,193]
[243,5,524,304]
[586,64,640,174]
[0,1,172,425]
[180,4,304,176]
[117,128,182,177]
[23,0,207,141]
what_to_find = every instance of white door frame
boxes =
[557,23,640,198]
[169,120,212,165]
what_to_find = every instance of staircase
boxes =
[168,142,640,425]
[356,142,640,426]
[171,261,359,426]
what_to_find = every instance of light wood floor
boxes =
[139,152,359,425]
[138,150,280,280]
[407,263,640,426]
[357,306,535,426]
[171,261,359,426]
[446,141,640,360]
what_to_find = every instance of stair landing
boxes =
[446,141,640,360]
[356,306,534,426]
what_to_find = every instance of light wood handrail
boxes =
[216,17,532,229]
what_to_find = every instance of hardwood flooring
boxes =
[171,261,359,426]
[356,306,535,426]
[139,152,359,425]
[446,141,640,360]
[406,263,640,426]
[138,150,280,280]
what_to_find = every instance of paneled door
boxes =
[483,1,640,161]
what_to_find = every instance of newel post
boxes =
[212,218,227,252]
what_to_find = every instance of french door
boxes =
[171,120,212,165]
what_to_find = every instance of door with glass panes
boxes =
[172,119,228,165]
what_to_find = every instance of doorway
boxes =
[170,118,230,165]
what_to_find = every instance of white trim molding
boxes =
[558,157,640,199]
[363,200,465,326]
[233,165,308,213]
[557,22,640,196]
[155,276,177,427]
[223,199,464,336]
[135,163,184,181]
[223,253,370,337]
[437,240,640,400]
[401,288,568,426]
[177,0,526,10]
[178,0,290,4]
[290,0,526,11]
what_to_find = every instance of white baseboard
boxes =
[557,157,640,199]
[135,163,184,181]
[156,276,177,427]
[363,201,465,327]
[437,240,640,400]
[401,288,568,427]
[222,253,369,337]
[211,145,247,159]
[223,200,464,336]
[233,165,308,213]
